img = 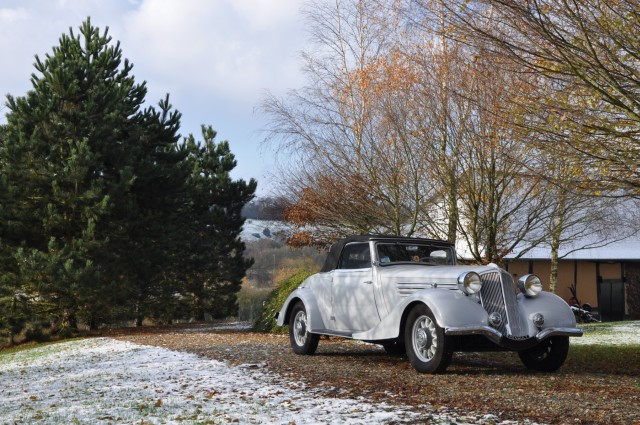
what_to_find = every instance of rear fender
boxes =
[276,287,326,331]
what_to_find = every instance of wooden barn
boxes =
[503,238,640,321]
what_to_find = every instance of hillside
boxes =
[241,219,289,242]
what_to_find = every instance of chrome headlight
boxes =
[518,274,543,297]
[457,272,482,295]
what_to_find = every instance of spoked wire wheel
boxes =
[405,304,452,373]
[288,301,319,355]
[411,315,438,362]
[293,310,308,347]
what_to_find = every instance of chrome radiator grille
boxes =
[479,271,526,338]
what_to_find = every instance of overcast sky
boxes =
[0,0,309,195]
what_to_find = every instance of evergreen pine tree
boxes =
[121,97,190,326]
[182,126,256,320]
[1,19,159,330]
[0,19,256,339]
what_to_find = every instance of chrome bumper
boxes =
[445,326,503,343]
[535,327,583,341]
[445,326,583,344]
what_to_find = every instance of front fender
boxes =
[517,291,577,336]
[353,288,488,340]
[276,287,326,331]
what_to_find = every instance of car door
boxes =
[331,242,381,332]
[311,272,334,327]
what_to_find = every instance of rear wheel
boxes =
[404,304,452,373]
[518,336,569,372]
[288,301,319,355]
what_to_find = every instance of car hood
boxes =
[376,264,499,286]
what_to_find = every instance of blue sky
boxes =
[0,0,308,195]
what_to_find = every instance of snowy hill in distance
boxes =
[241,219,289,242]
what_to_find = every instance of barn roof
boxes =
[504,235,640,262]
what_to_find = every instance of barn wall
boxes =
[507,259,600,307]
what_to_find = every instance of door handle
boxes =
[363,280,373,284]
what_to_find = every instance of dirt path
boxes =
[108,323,640,424]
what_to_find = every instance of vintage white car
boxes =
[276,235,582,373]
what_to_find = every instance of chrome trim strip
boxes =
[445,326,503,343]
[310,329,353,338]
[536,327,584,341]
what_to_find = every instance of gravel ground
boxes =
[106,323,640,425]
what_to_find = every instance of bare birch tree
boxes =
[443,0,640,196]
[405,0,551,263]
[262,0,628,272]
[262,0,439,246]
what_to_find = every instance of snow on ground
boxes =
[572,321,640,346]
[0,338,531,425]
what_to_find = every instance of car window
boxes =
[338,243,371,269]
[376,243,454,265]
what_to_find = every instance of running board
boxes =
[310,329,353,338]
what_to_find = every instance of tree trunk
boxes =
[196,310,206,322]
[446,170,458,244]
[549,239,560,294]
[194,294,207,321]
[62,309,77,329]
[135,299,144,326]
[89,317,98,331]
[9,296,16,345]
[549,190,567,294]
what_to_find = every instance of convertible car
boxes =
[276,235,582,373]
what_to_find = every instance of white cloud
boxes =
[0,0,306,111]
[0,7,28,21]
[120,0,305,102]
[0,1,133,99]
[0,0,307,190]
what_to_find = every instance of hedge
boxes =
[253,270,313,333]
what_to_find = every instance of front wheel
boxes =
[288,301,319,355]
[518,336,569,372]
[404,304,452,373]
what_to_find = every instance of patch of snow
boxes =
[0,338,539,424]
[572,324,640,346]
[607,325,640,332]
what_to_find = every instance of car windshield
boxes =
[376,243,454,266]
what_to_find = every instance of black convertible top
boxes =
[319,235,453,273]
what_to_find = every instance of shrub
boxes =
[253,270,312,333]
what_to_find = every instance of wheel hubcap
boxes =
[416,328,430,349]
[412,315,438,362]
[293,311,308,346]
